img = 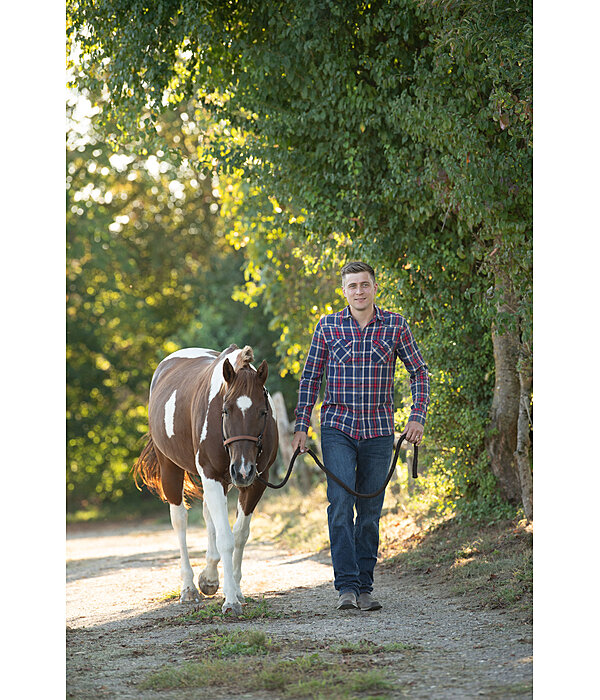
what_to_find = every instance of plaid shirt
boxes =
[294,305,430,440]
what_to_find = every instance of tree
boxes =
[66,93,297,511]
[68,0,532,517]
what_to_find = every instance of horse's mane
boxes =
[234,345,254,370]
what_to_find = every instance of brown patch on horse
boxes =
[133,434,203,507]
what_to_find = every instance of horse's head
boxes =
[221,357,270,488]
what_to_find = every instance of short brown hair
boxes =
[341,261,376,284]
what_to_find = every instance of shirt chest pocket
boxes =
[330,338,353,364]
[371,339,395,364]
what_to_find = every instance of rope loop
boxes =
[257,433,418,498]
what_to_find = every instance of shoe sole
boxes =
[358,602,382,611]
[337,603,358,610]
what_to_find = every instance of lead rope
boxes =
[257,433,418,499]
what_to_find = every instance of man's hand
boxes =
[404,420,424,445]
[292,431,308,454]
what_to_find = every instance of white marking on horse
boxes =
[198,350,244,445]
[236,395,253,416]
[232,502,252,601]
[161,347,216,362]
[169,495,199,602]
[164,390,177,437]
[208,349,243,404]
[200,415,209,443]
[150,348,216,397]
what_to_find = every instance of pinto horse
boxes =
[134,344,278,614]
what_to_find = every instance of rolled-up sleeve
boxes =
[294,321,328,433]
[396,320,430,425]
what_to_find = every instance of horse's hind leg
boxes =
[198,501,220,596]
[159,455,201,604]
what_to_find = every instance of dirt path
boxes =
[66,520,532,699]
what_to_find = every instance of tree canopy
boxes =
[67,0,533,517]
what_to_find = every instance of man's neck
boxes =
[350,304,375,330]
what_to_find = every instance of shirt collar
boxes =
[340,305,385,324]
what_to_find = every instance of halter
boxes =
[221,388,270,463]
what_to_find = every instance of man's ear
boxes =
[223,358,236,384]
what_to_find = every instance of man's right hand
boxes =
[292,431,308,454]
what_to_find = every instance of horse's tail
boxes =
[182,471,204,507]
[133,434,166,501]
[132,434,204,508]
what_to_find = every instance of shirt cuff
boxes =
[294,419,311,434]
[408,411,427,426]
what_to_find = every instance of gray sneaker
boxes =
[336,591,358,610]
[357,592,382,611]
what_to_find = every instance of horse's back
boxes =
[148,348,220,470]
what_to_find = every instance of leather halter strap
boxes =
[222,434,260,447]
[221,388,269,455]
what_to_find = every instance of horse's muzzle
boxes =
[230,461,257,488]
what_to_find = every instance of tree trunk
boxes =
[485,274,522,503]
[515,353,533,520]
[272,391,311,491]
[272,392,294,467]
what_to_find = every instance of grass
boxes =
[380,514,533,618]
[141,651,396,698]
[174,596,287,623]
[204,628,275,657]
[250,480,331,553]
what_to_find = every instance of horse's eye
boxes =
[260,409,268,417]
[222,408,229,416]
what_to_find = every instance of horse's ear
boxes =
[256,359,268,385]
[223,358,236,384]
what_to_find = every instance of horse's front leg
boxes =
[232,500,253,603]
[200,475,241,615]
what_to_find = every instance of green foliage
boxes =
[67,0,532,511]
[66,95,297,512]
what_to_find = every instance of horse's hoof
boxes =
[198,575,219,596]
[180,586,201,604]
[222,600,243,616]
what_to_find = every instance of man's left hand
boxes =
[404,420,424,445]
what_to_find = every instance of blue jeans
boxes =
[320,426,394,596]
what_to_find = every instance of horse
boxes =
[133,344,279,615]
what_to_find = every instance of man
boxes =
[292,261,430,611]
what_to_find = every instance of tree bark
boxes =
[272,391,311,491]
[485,274,522,503]
[515,353,533,520]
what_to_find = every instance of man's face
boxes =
[342,271,378,312]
